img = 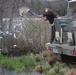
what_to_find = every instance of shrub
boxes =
[48,68,57,75]
[59,67,70,75]
[42,62,51,72]
[35,54,41,62]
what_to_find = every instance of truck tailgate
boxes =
[45,43,76,56]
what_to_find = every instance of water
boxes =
[0,68,41,75]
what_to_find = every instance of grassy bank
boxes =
[0,53,43,72]
[0,54,76,75]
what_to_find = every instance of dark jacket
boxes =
[43,10,57,24]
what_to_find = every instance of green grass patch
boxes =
[0,55,26,72]
[19,55,35,69]
[0,57,25,72]
[0,54,42,72]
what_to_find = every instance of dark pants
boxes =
[50,25,56,43]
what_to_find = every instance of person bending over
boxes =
[39,8,57,43]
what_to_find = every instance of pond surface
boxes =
[0,68,41,75]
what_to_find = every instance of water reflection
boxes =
[0,68,41,75]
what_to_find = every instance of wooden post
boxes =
[60,28,62,43]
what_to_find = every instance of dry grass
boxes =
[65,69,76,75]
[42,50,61,65]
